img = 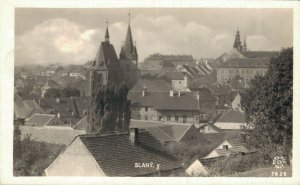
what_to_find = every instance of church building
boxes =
[86,14,139,96]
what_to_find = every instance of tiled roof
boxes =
[131,79,172,92]
[218,58,270,68]
[208,84,232,96]
[227,138,250,153]
[20,125,85,145]
[165,72,185,80]
[130,119,169,129]
[198,156,226,167]
[25,114,55,127]
[128,91,200,111]
[215,148,236,156]
[240,51,277,58]
[162,61,176,68]
[40,98,78,117]
[79,133,182,176]
[216,110,246,123]
[43,80,60,88]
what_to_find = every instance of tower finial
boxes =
[128,12,131,24]
[105,20,109,42]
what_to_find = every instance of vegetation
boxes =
[87,84,131,134]
[44,87,80,98]
[240,48,293,161]
[13,124,65,176]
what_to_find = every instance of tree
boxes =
[240,48,293,158]
[87,83,131,134]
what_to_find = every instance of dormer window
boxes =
[223,145,229,150]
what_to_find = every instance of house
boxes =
[20,125,86,145]
[45,132,182,176]
[24,114,64,127]
[185,156,225,176]
[137,124,210,153]
[214,110,247,130]
[129,90,204,123]
[131,78,172,92]
[204,138,253,159]
[207,84,232,107]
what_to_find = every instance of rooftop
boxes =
[240,51,277,58]
[25,114,55,127]
[78,133,182,176]
[218,58,270,68]
[216,110,246,123]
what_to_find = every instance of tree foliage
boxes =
[87,84,131,134]
[240,48,293,157]
[44,88,80,98]
[13,124,65,176]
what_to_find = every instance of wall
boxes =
[45,137,106,176]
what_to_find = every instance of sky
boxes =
[15,8,293,66]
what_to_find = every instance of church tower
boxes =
[233,29,243,52]
[85,21,121,96]
[242,36,247,51]
[119,13,139,88]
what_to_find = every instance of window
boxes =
[167,116,171,121]
[175,116,179,122]
[145,115,148,120]
[223,145,229,150]
[179,81,181,84]
[145,106,148,112]
[183,116,187,123]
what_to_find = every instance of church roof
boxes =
[218,58,270,68]
[93,42,119,70]
[120,24,137,60]
[240,51,277,58]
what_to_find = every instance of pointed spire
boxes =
[105,20,109,42]
[233,28,242,51]
[243,35,247,51]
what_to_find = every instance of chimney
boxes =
[196,92,200,100]
[142,86,147,97]
[178,91,181,97]
[57,113,60,118]
[129,128,139,145]
[56,97,60,103]
[169,90,174,97]
[142,90,146,97]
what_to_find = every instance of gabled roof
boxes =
[218,58,270,68]
[227,138,250,153]
[129,119,168,129]
[128,91,200,111]
[240,51,277,58]
[14,100,43,119]
[216,110,246,123]
[20,125,85,145]
[78,133,182,176]
[131,79,172,92]
[207,84,232,96]
[40,98,77,117]
[93,41,119,70]
[25,114,55,127]
[165,71,185,80]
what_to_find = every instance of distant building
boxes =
[45,132,182,176]
[41,80,60,97]
[165,72,190,91]
[198,123,221,133]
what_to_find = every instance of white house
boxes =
[45,132,182,176]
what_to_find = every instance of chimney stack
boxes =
[169,90,174,97]
[129,128,139,145]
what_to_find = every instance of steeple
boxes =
[242,35,247,51]
[233,29,242,52]
[120,13,137,60]
[105,20,109,43]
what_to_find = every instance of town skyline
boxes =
[15,8,292,66]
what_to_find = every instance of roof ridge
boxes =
[79,131,129,138]
[175,124,193,142]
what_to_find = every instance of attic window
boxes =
[223,145,229,150]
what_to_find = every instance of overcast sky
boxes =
[15,8,293,66]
